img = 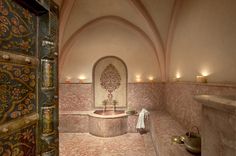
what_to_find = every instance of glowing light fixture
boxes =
[201,71,209,77]
[135,75,141,82]
[148,76,154,81]
[176,72,181,79]
[174,72,181,81]
[65,76,71,83]
[78,75,86,83]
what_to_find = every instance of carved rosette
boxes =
[100,64,121,93]
[100,64,121,106]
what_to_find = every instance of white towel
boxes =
[136,108,150,129]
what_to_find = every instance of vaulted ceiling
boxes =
[55,0,236,83]
[55,0,179,82]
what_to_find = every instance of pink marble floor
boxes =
[59,133,156,156]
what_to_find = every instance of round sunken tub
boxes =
[89,110,128,137]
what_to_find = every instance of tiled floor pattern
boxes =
[59,133,156,156]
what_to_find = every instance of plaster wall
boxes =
[60,20,160,83]
[140,0,175,45]
[169,0,236,83]
[61,0,157,48]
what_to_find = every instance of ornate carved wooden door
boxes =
[0,0,59,155]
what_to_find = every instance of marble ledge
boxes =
[168,81,236,88]
[194,95,236,114]
[59,110,139,116]
[59,111,93,115]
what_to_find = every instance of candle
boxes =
[173,77,180,82]
[78,75,86,83]
[135,75,141,82]
[148,76,154,81]
[173,73,181,82]
[196,76,207,83]
[65,77,71,83]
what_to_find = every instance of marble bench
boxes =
[149,110,194,156]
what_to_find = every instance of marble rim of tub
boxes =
[194,95,236,114]
[89,110,128,119]
[59,111,93,115]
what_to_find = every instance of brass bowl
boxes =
[184,132,201,154]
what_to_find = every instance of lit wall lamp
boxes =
[148,76,154,81]
[65,76,71,83]
[78,75,86,83]
[135,75,141,82]
[196,71,208,83]
[174,72,181,81]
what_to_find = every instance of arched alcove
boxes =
[93,56,127,108]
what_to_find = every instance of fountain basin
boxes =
[89,110,128,137]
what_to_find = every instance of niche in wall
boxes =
[93,56,127,108]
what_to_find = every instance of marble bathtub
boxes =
[89,110,129,137]
[59,110,138,134]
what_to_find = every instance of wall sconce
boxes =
[65,76,71,83]
[135,75,141,82]
[173,72,181,81]
[148,76,154,81]
[78,75,86,83]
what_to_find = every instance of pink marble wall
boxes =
[165,82,236,131]
[59,83,93,111]
[128,83,165,111]
[59,82,236,134]
[59,82,164,133]
[59,114,89,133]
[59,82,165,112]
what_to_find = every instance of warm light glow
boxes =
[136,78,141,82]
[65,76,72,83]
[78,75,86,80]
[135,75,142,82]
[135,75,141,82]
[201,71,209,76]
[176,72,181,78]
[66,76,71,80]
[148,76,154,81]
